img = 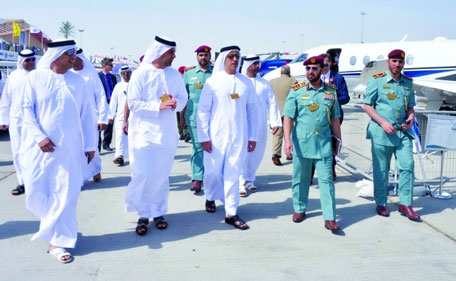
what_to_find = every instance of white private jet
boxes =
[263,36,456,111]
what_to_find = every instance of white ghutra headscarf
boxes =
[213,45,241,74]
[140,36,176,68]
[241,54,260,76]
[17,49,36,70]
[37,39,76,70]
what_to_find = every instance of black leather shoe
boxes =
[103,145,113,151]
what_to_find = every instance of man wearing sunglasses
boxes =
[19,39,96,263]
[0,49,37,196]
[363,49,420,221]
[197,46,258,230]
[98,57,117,151]
[283,56,342,232]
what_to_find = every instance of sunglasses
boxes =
[24,57,36,62]
[226,53,239,59]
[65,49,76,56]
[323,63,330,68]
[305,66,320,71]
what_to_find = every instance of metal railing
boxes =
[337,104,456,186]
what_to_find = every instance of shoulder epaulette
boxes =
[291,81,307,91]
[403,74,413,81]
[184,66,195,71]
[325,82,337,90]
[372,72,387,79]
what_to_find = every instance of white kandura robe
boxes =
[20,69,96,248]
[0,69,31,185]
[125,64,187,218]
[72,67,109,181]
[197,71,258,216]
[110,81,129,158]
[240,75,282,183]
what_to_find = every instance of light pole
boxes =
[78,29,84,48]
[110,47,115,58]
[360,12,367,43]
[282,40,286,52]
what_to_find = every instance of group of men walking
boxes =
[0,35,421,263]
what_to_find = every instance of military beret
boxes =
[388,49,405,59]
[178,66,186,74]
[195,45,211,53]
[303,56,324,66]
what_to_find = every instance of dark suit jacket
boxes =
[98,71,117,103]
[329,71,350,122]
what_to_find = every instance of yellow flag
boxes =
[13,22,21,37]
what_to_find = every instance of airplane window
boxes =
[406,54,414,65]
[377,55,384,60]
[363,56,370,65]
[350,56,356,65]
[291,53,308,63]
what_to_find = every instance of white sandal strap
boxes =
[49,247,73,263]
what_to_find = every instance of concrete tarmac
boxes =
[0,129,455,281]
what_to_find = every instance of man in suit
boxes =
[269,64,296,166]
[98,57,117,151]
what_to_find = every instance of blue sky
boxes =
[2,0,456,67]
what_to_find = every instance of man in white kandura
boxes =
[0,49,36,196]
[125,36,187,236]
[109,65,131,166]
[197,45,258,230]
[72,48,110,183]
[19,39,96,263]
[239,55,282,197]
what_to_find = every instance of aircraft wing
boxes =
[413,71,456,110]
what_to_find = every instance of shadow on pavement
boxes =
[0,220,39,240]
[411,194,456,216]
[73,199,300,256]
[336,201,377,229]
[0,160,13,167]
[174,154,190,163]
[82,176,131,191]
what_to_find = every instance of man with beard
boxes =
[125,36,187,235]
[0,49,36,195]
[310,53,350,183]
[197,46,257,230]
[363,49,420,221]
[181,45,213,193]
[239,55,281,196]
[283,56,342,232]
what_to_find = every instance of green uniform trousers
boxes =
[188,125,204,181]
[371,134,414,207]
[292,155,336,220]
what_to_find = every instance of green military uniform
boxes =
[364,71,416,207]
[183,65,213,181]
[283,81,340,220]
